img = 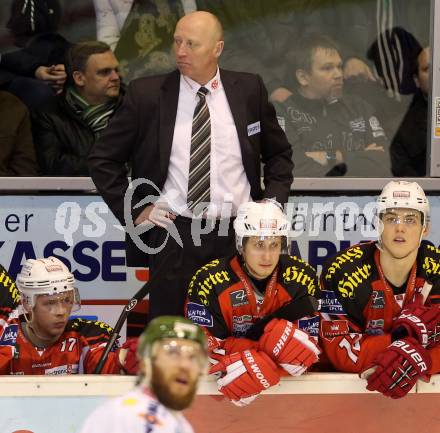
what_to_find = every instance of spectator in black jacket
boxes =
[0,0,70,109]
[32,40,122,176]
[391,46,430,177]
[274,34,392,177]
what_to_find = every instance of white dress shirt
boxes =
[162,68,251,217]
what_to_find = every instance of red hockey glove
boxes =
[392,298,440,348]
[361,337,431,399]
[118,338,139,374]
[208,338,258,366]
[258,318,320,376]
[209,349,280,406]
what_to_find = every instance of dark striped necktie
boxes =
[187,86,211,212]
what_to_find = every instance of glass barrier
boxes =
[0,0,434,178]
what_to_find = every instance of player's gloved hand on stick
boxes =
[392,294,440,348]
[209,349,280,406]
[258,318,320,376]
[360,337,431,399]
[117,338,139,374]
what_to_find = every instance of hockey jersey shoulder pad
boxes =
[280,255,319,297]
[67,318,114,344]
[188,257,237,305]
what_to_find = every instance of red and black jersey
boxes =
[319,241,440,374]
[185,254,320,354]
[0,264,120,375]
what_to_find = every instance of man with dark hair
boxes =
[32,40,122,175]
[391,46,430,177]
[274,33,391,177]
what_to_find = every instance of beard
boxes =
[150,363,198,411]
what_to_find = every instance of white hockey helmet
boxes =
[377,180,430,226]
[234,201,291,253]
[16,257,80,312]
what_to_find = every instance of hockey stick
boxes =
[94,280,151,374]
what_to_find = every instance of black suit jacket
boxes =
[89,69,293,266]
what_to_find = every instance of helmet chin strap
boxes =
[23,313,57,348]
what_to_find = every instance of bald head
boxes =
[178,11,224,43]
[173,11,224,84]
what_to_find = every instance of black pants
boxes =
[147,216,236,321]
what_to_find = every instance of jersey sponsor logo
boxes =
[298,316,320,337]
[230,289,248,307]
[232,315,253,336]
[365,319,385,335]
[337,264,372,299]
[371,290,385,309]
[319,290,346,314]
[349,117,366,132]
[283,265,317,296]
[232,315,253,324]
[45,364,78,375]
[422,256,440,276]
[320,319,349,338]
[186,302,214,327]
[0,267,20,304]
[324,246,364,281]
[232,321,253,337]
[0,324,18,346]
[188,260,230,306]
[32,362,52,368]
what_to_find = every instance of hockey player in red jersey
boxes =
[0,256,123,374]
[185,201,320,406]
[319,180,440,398]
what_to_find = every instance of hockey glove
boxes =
[258,318,320,376]
[118,338,139,374]
[361,337,431,399]
[209,349,280,406]
[392,297,440,348]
